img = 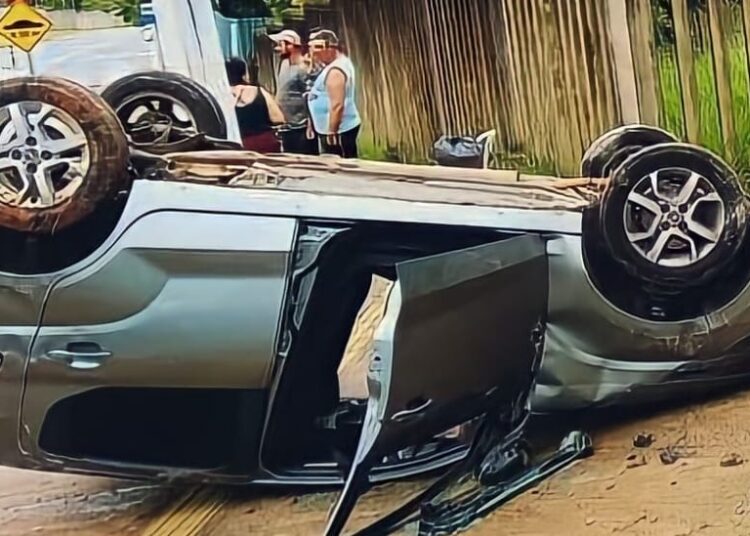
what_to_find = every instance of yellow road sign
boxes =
[0,2,52,53]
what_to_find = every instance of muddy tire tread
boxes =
[0,76,129,234]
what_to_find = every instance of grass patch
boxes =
[654,32,750,185]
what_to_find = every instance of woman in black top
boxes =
[225,57,285,153]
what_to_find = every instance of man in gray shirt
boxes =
[268,29,319,155]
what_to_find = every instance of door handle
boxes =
[45,348,112,370]
[391,398,433,423]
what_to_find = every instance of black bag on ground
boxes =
[432,135,485,168]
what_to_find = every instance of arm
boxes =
[325,68,347,135]
[261,88,287,125]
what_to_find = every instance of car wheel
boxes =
[581,124,678,178]
[0,77,129,234]
[599,143,747,288]
[101,71,227,146]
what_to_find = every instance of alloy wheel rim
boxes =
[623,167,725,268]
[116,92,198,144]
[0,101,90,209]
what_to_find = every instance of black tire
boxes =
[0,77,129,234]
[599,143,747,288]
[130,133,243,156]
[582,124,678,178]
[101,72,227,144]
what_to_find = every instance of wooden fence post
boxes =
[606,0,640,124]
[708,0,735,161]
[672,0,700,143]
[628,0,661,125]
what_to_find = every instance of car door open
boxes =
[324,234,550,535]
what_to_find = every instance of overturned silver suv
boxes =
[0,76,748,535]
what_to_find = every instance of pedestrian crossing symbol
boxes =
[0,1,53,53]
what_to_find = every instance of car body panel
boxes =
[0,275,51,468]
[324,235,548,534]
[533,234,750,411]
[20,211,296,471]
[15,26,161,92]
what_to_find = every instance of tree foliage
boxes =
[211,0,270,18]
[212,0,329,21]
[26,0,329,25]
[30,0,140,23]
[652,0,743,49]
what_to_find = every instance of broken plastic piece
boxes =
[416,430,593,535]
[632,432,655,449]
[349,413,591,536]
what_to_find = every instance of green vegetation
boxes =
[210,0,270,19]
[267,0,330,21]
[211,0,329,21]
[654,29,750,182]
[32,0,141,24]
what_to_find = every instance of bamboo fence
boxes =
[257,0,750,177]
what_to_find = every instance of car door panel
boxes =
[371,234,548,451]
[32,250,284,387]
[325,234,548,535]
[22,211,296,473]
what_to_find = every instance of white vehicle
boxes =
[0,0,241,146]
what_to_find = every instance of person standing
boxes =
[307,29,361,158]
[225,57,285,153]
[268,29,319,155]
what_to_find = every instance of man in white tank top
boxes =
[307,29,362,158]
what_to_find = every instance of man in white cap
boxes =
[268,28,319,155]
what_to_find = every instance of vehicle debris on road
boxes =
[633,433,656,449]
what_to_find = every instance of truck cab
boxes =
[0,0,240,142]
